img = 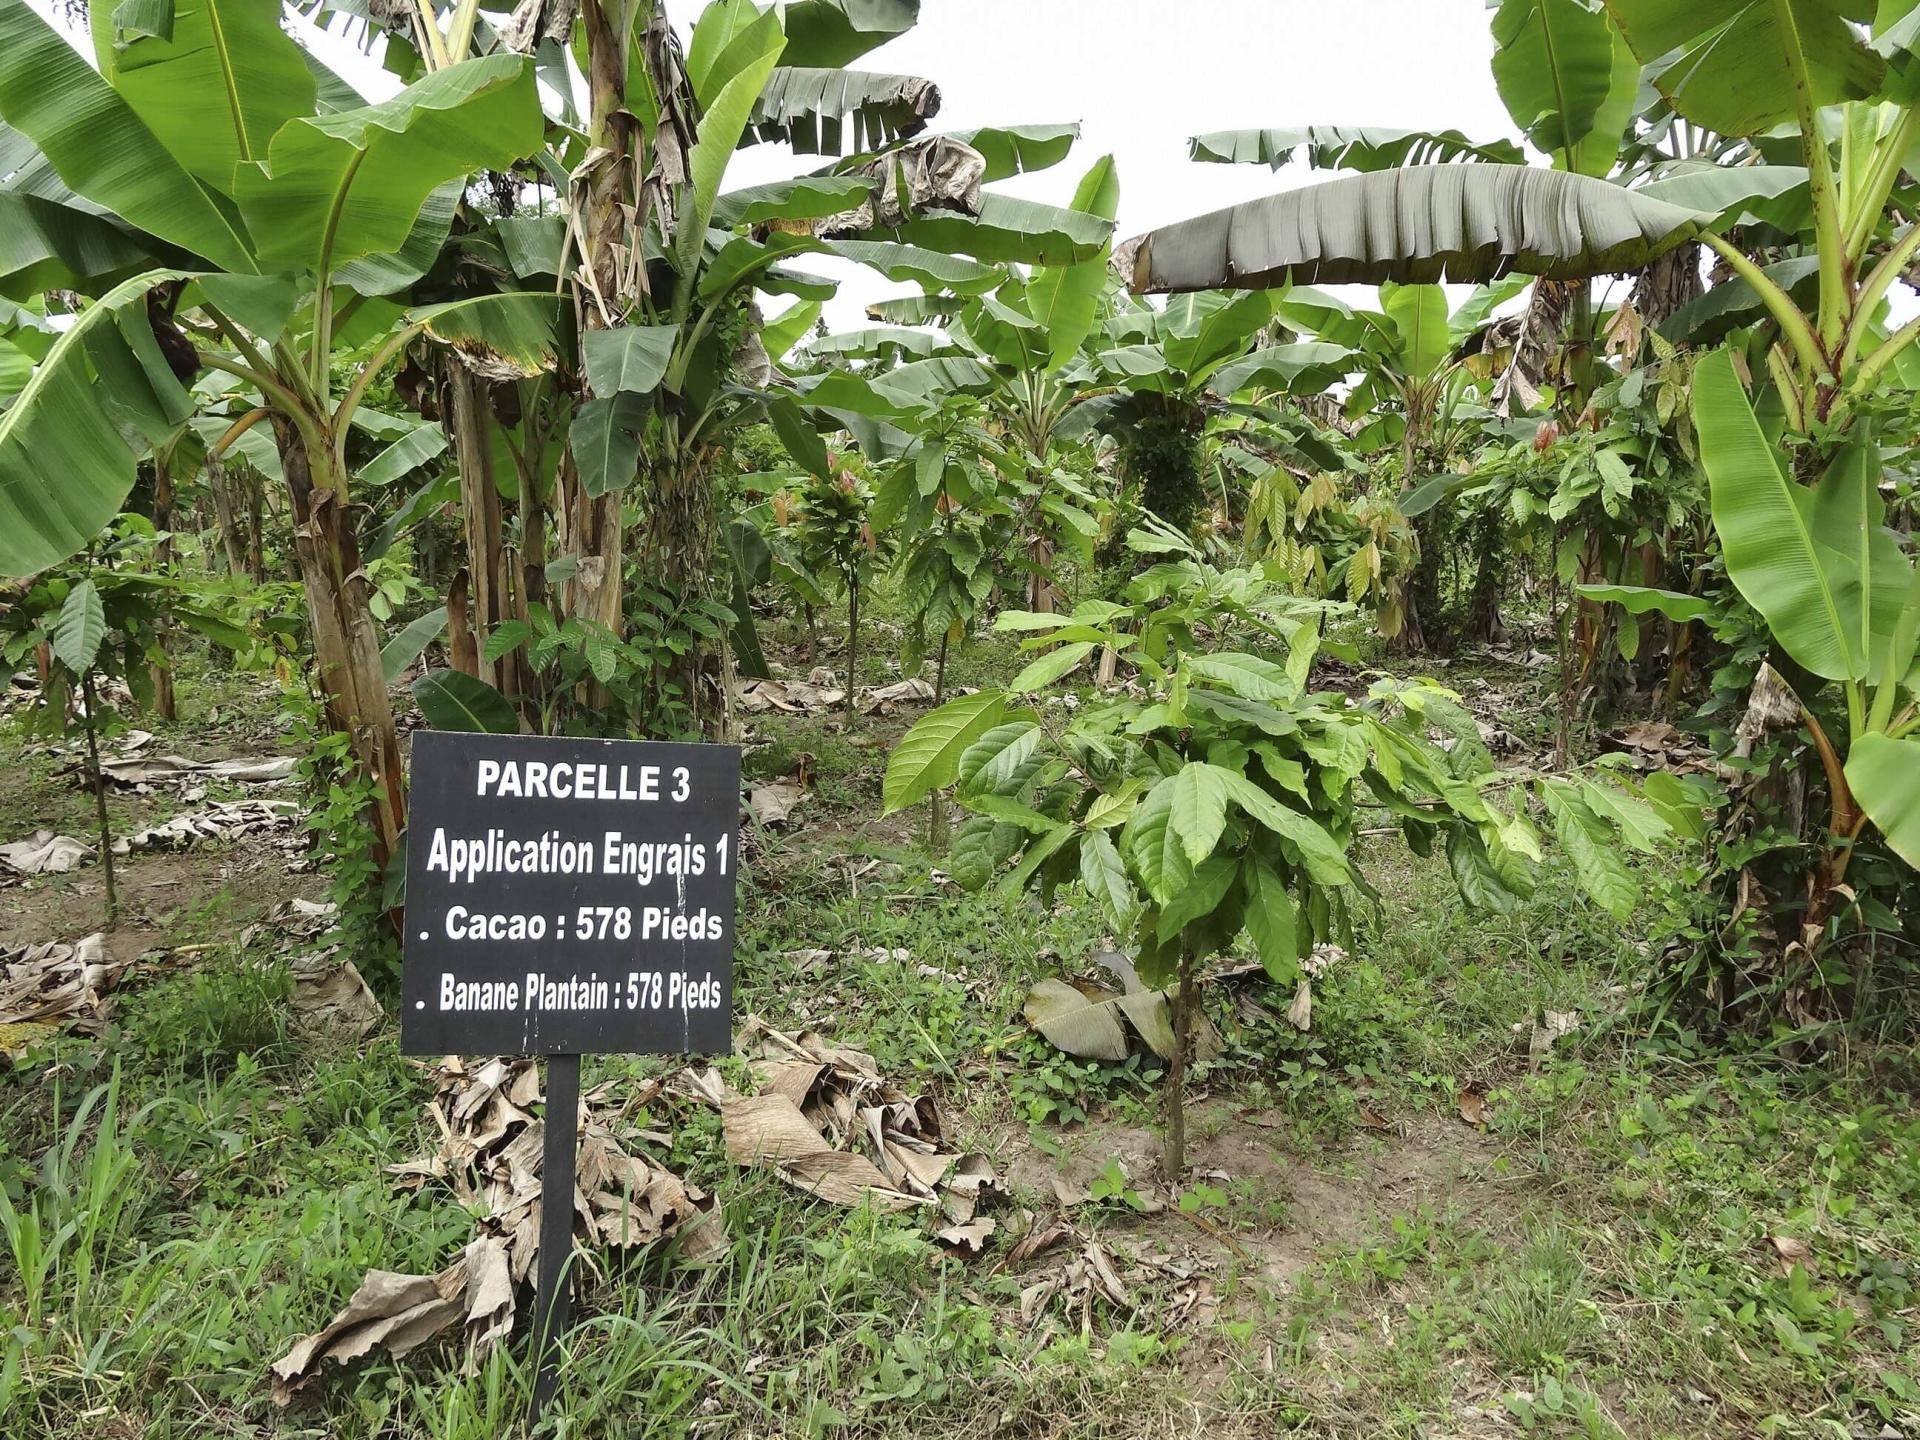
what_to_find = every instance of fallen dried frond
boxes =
[271,1054,719,1402]
[681,1016,1003,1227]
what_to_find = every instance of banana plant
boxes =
[1600,348,1920,923]
[1077,288,1355,554]
[1597,0,1920,428]
[0,0,558,870]
[1686,350,1920,902]
[1126,0,1806,309]
[1279,281,1528,475]
[1121,163,1713,296]
[479,0,1113,733]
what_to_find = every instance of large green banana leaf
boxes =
[1163,294,1281,382]
[1602,0,1884,137]
[337,178,463,297]
[0,118,195,297]
[865,293,963,324]
[1846,733,1920,867]
[1661,256,1821,345]
[865,191,1113,266]
[941,124,1079,181]
[1693,348,1909,681]
[777,0,919,68]
[1206,342,1356,398]
[684,0,777,103]
[234,54,542,276]
[870,355,1001,405]
[713,173,878,226]
[750,67,939,154]
[805,325,949,361]
[411,292,564,377]
[952,291,1046,370]
[684,7,788,253]
[1153,290,1278,365]
[0,190,155,299]
[822,239,1002,292]
[1123,164,1710,292]
[1490,0,1638,175]
[1635,164,1812,226]
[762,299,822,357]
[1022,154,1120,371]
[0,334,31,407]
[91,0,315,194]
[1275,286,1371,347]
[1189,126,1522,172]
[0,0,256,271]
[0,269,194,577]
[818,123,1078,191]
[0,115,65,199]
[1380,283,1451,378]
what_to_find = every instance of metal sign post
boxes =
[530,1051,579,1415]
[399,731,738,1424]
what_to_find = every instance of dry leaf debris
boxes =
[735,677,847,714]
[856,677,937,714]
[1457,1087,1491,1128]
[684,1016,1003,1226]
[0,933,128,1058]
[1769,1233,1815,1274]
[93,750,297,791]
[746,778,808,827]
[1606,718,1714,773]
[288,949,383,1041]
[997,1212,1217,1334]
[0,829,91,877]
[116,798,300,855]
[734,675,944,716]
[3,801,301,881]
[271,1055,719,1403]
[1512,1008,1579,1066]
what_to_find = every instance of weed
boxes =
[285,689,399,992]
[1006,1032,1161,1127]
[124,952,294,1073]
[1088,1157,1153,1214]
[1475,1232,1595,1374]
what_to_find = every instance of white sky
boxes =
[735,0,1530,327]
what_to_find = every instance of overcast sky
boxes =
[832,0,1522,238]
[729,0,1530,326]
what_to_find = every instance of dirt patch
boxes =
[997,1099,1503,1289]
[0,846,323,959]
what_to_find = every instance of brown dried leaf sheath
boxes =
[270,1057,717,1402]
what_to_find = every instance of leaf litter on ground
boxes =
[678,1014,1003,1249]
[0,932,127,1059]
[271,1053,721,1402]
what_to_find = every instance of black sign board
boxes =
[402,729,741,1415]
[402,730,739,1058]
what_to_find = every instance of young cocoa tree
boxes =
[0,523,256,925]
[885,524,1553,1175]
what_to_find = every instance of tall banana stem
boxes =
[1773,0,1849,350]
[1701,234,1824,382]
